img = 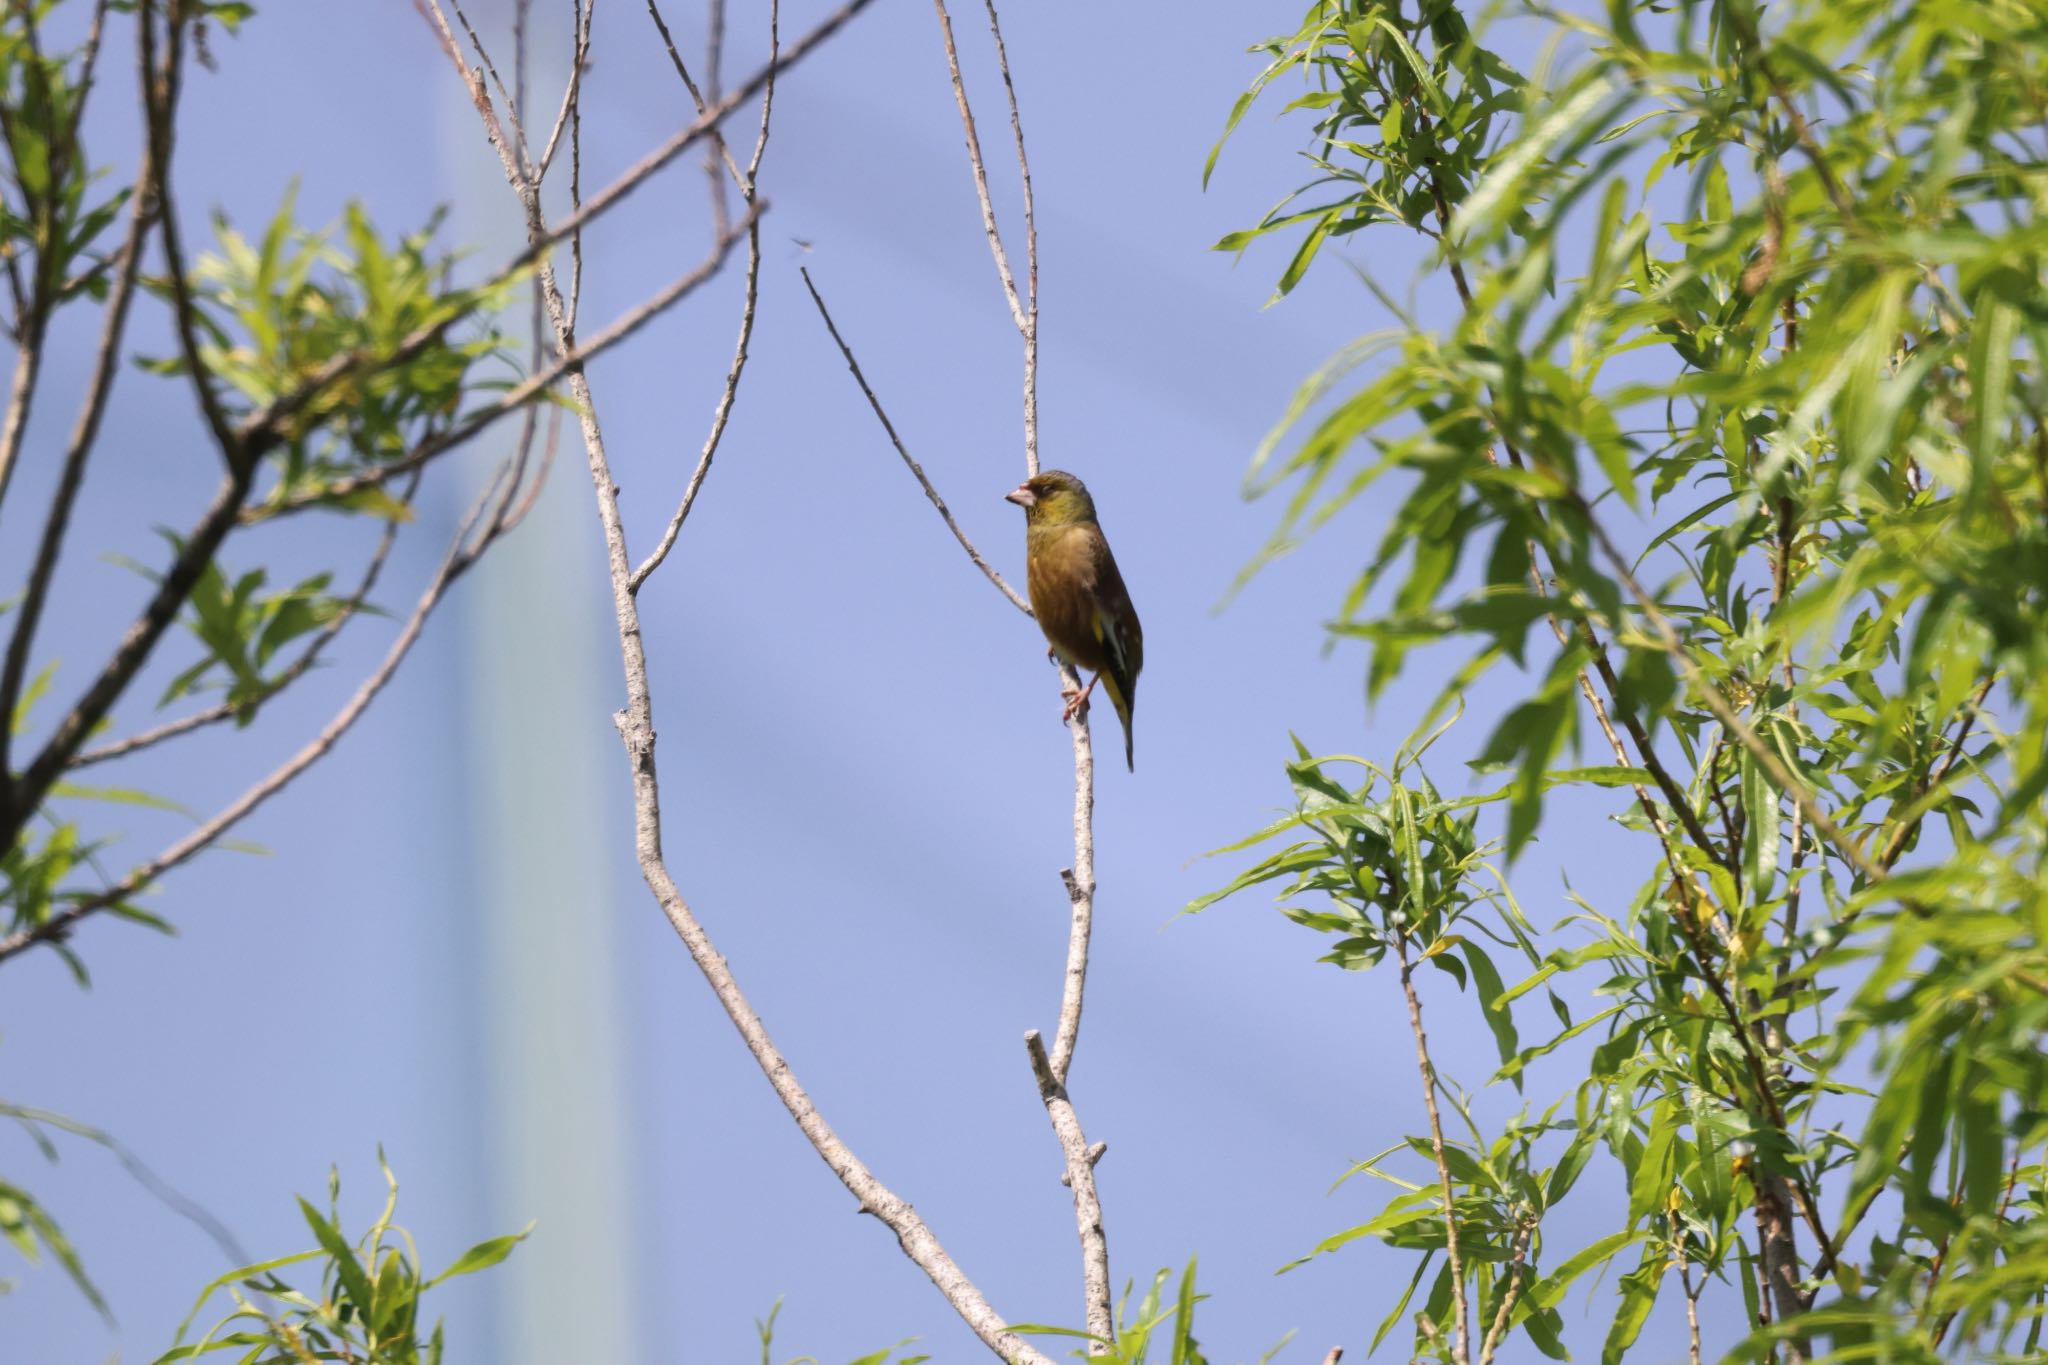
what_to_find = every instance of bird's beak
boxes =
[1004,482,1035,508]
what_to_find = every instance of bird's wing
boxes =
[1084,530,1142,691]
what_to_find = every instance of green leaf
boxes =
[425,1222,531,1288]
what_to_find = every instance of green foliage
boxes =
[0,1176,105,1318]
[154,1155,526,1365]
[113,533,362,720]
[147,191,508,519]
[753,1298,933,1365]
[0,4,133,312]
[1016,1259,1292,1365]
[1205,0,2048,1358]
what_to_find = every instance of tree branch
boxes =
[1027,1029,1112,1346]
[137,0,240,464]
[1477,1220,1530,1365]
[798,266,1031,615]
[930,0,1027,335]
[630,0,777,593]
[427,8,1057,1356]
[974,0,1037,475]
[1394,929,1471,1365]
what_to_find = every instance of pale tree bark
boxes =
[421,2,1066,1359]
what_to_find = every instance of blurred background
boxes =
[2,2,1670,1360]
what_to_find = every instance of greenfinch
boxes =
[1005,470,1144,770]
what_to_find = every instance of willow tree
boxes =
[1202,1,2047,1360]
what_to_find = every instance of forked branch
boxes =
[423,5,1057,1359]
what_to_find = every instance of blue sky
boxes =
[2,2,1706,1361]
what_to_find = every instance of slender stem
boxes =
[1394,930,1470,1365]
[1476,1221,1528,1365]
[930,0,1027,335]
[630,0,777,593]
[137,1,239,463]
[976,0,1037,475]
[1672,1211,1703,1365]
[798,267,1031,616]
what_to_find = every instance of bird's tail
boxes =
[1099,670,1135,771]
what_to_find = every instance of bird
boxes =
[1005,469,1144,771]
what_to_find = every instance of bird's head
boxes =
[1004,469,1097,527]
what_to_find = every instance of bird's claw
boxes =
[1060,674,1099,723]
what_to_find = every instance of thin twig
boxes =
[1477,1220,1530,1365]
[137,1,239,463]
[1394,929,1471,1365]
[1673,1210,1703,1365]
[930,0,1027,335]
[976,0,1037,474]
[1027,1030,1113,1346]
[450,0,523,156]
[644,1,747,192]
[798,266,1032,615]
[629,0,778,593]
[1876,674,1995,871]
[536,0,590,181]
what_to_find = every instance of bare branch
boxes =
[137,1,239,463]
[930,0,1026,335]
[798,266,1031,615]
[1026,1029,1113,1345]
[629,0,778,593]
[643,1,743,190]
[429,7,1056,1355]
[1047,670,1094,1082]
[449,0,523,156]
[534,0,873,276]
[536,0,592,182]
[416,0,527,191]
[0,469,514,966]
[976,0,1037,474]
